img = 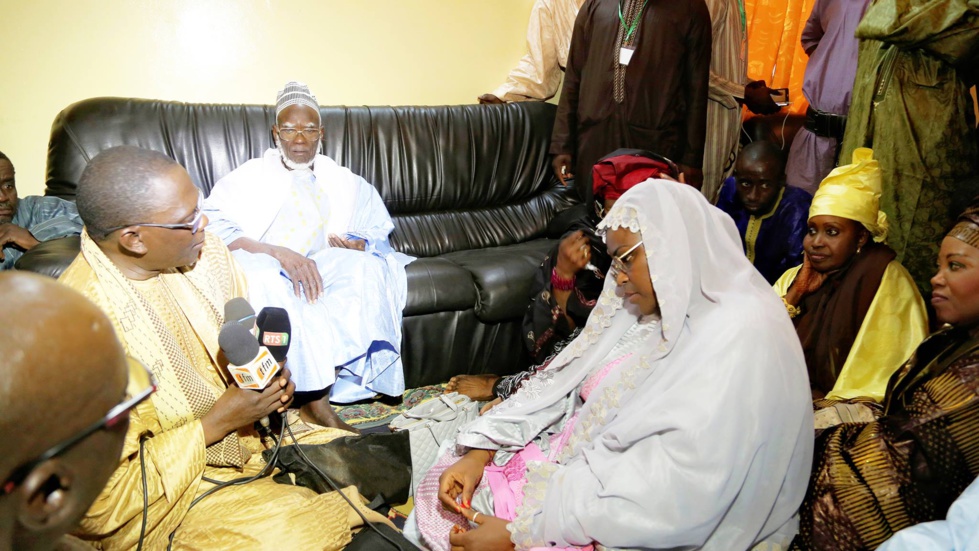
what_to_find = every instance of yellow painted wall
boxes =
[0,0,536,197]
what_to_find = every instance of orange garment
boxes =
[744,0,815,116]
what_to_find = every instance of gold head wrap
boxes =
[809,148,888,243]
[947,196,979,248]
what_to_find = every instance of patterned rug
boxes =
[335,384,448,429]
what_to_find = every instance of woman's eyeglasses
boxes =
[609,240,644,278]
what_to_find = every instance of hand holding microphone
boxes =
[200,302,294,444]
[200,364,294,445]
[220,321,281,390]
[221,304,292,388]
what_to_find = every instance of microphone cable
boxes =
[284,422,405,551]
[137,435,149,551]
[149,413,405,550]
[164,419,287,550]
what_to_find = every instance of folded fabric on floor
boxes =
[336,384,448,428]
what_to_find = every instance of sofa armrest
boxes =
[15,236,80,278]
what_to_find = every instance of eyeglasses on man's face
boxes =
[1,357,156,496]
[103,190,205,235]
[277,126,322,142]
[609,240,644,278]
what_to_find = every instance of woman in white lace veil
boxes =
[412,180,814,551]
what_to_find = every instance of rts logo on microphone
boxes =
[262,332,290,347]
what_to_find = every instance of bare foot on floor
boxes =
[300,399,360,434]
[445,374,500,401]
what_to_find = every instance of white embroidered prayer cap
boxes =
[275,81,320,121]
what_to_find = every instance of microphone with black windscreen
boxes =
[257,307,291,363]
[219,322,280,391]
[219,321,281,430]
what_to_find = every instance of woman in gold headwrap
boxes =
[791,194,979,550]
[774,148,928,402]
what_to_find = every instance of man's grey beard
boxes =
[277,140,317,171]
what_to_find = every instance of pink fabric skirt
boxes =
[414,440,592,551]
[414,355,630,550]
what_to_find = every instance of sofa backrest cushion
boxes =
[46,98,576,257]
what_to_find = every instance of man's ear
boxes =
[16,460,76,532]
[117,228,147,256]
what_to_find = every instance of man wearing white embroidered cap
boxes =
[205,81,412,424]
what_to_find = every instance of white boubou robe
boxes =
[205,149,412,402]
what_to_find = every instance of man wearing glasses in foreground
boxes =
[0,271,153,551]
[57,146,390,549]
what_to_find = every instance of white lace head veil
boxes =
[457,180,775,451]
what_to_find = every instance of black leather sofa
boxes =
[20,98,578,388]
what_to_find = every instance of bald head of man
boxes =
[75,145,208,280]
[0,272,139,550]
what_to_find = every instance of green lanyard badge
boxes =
[617,0,649,43]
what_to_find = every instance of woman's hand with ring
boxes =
[557,230,591,277]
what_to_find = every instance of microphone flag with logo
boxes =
[218,321,279,390]
[257,307,291,363]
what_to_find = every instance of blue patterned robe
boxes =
[2,195,82,270]
[716,177,812,284]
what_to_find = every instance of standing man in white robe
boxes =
[477,0,585,104]
[205,82,411,427]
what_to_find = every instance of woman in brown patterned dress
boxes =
[793,195,979,550]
